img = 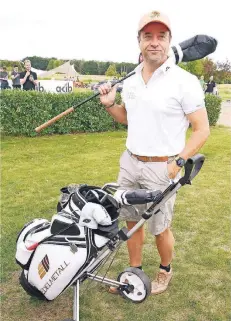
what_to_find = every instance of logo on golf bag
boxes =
[38,255,50,279]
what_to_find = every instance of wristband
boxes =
[105,102,115,109]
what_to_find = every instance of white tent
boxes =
[31,67,44,76]
[39,61,80,79]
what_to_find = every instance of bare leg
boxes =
[155,228,175,266]
[126,221,145,267]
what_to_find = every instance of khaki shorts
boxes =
[117,150,179,236]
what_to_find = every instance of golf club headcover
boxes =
[169,34,218,64]
[114,189,162,205]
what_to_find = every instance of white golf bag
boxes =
[16,184,120,301]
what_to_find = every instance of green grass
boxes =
[217,84,231,101]
[1,128,231,321]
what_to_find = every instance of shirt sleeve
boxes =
[20,72,24,79]
[181,75,205,114]
[33,72,37,80]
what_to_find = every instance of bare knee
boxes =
[155,228,173,242]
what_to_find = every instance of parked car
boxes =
[91,81,108,91]
[91,80,123,93]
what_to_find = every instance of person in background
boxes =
[0,66,10,90]
[199,75,206,91]
[20,60,38,90]
[205,75,216,94]
[11,65,21,89]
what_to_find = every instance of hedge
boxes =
[204,94,222,126]
[0,90,125,136]
[0,90,222,136]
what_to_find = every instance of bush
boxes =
[1,90,223,137]
[205,94,222,126]
[0,90,124,136]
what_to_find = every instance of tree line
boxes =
[1,56,230,83]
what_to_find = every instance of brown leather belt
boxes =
[128,150,175,162]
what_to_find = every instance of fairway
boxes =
[1,128,230,321]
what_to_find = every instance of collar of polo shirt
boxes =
[135,57,175,76]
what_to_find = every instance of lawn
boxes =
[217,84,231,101]
[1,128,231,321]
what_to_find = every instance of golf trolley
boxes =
[16,154,204,321]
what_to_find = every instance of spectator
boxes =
[199,75,206,91]
[20,60,38,90]
[11,65,21,89]
[205,76,216,94]
[0,66,10,90]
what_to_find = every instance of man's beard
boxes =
[143,51,168,65]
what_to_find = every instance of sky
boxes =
[1,0,230,64]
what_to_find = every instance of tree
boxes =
[202,58,216,80]
[215,59,231,83]
[105,64,117,77]
[22,56,52,70]
[186,60,203,77]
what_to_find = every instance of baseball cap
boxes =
[138,11,171,34]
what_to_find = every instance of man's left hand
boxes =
[167,160,181,179]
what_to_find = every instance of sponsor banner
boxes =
[37,80,73,93]
[7,80,73,93]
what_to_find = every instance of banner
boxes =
[36,80,73,93]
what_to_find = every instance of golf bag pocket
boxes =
[51,214,82,235]
[27,243,88,300]
[16,219,50,270]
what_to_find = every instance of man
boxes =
[205,75,216,94]
[0,66,9,90]
[98,10,210,295]
[199,75,206,91]
[20,60,38,90]
[11,65,21,89]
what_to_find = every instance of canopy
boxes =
[39,61,80,78]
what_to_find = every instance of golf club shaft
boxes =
[35,71,135,133]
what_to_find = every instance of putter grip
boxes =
[35,107,74,133]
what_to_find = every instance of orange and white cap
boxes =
[138,11,171,34]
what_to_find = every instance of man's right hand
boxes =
[98,82,118,107]
[25,71,30,77]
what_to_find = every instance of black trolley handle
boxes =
[141,154,205,220]
[179,154,205,186]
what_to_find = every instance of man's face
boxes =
[14,67,18,72]
[210,76,213,81]
[25,62,31,71]
[139,22,170,64]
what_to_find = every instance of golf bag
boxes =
[16,184,120,301]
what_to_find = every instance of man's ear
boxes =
[137,32,141,43]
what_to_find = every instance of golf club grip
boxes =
[35,107,74,133]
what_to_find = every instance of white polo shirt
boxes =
[121,58,205,156]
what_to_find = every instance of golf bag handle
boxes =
[35,72,135,133]
[179,154,205,185]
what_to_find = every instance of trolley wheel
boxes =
[117,267,151,303]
